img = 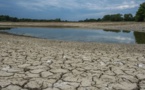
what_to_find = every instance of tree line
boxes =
[80,2,145,22]
[0,15,63,22]
[0,14,136,22]
[79,13,134,22]
[0,2,145,22]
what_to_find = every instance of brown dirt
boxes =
[0,22,145,32]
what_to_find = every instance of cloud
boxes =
[16,0,141,11]
[17,0,80,11]
[1,0,144,20]
[114,36,133,41]
[115,1,138,10]
[88,35,134,43]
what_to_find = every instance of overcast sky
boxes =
[0,0,144,20]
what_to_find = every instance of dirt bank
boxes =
[0,22,145,32]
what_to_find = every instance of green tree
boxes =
[110,14,123,21]
[0,15,10,21]
[124,14,134,21]
[97,18,102,21]
[102,14,123,21]
[102,15,111,21]
[135,2,145,21]
[54,18,61,22]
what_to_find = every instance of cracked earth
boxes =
[0,33,145,90]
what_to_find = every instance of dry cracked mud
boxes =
[0,33,145,90]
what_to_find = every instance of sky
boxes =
[0,0,144,21]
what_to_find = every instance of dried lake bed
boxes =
[0,22,145,90]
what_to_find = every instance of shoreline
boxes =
[0,33,145,53]
[0,22,145,32]
[0,32,145,50]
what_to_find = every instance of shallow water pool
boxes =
[0,27,145,44]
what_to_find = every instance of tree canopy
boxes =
[135,2,145,21]
[102,14,124,21]
[124,14,134,21]
[0,15,63,22]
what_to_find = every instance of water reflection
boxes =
[0,27,11,30]
[103,29,121,33]
[103,29,145,44]
[104,29,131,33]
[134,32,145,44]
[0,27,145,44]
[122,30,130,33]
